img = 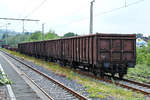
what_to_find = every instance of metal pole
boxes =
[5,23,11,45]
[42,23,44,40]
[22,20,25,34]
[0,17,40,34]
[89,0,95,34]
[6,24,7,45]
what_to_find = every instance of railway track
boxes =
[73,69,150,96]
[0,50,88,100]
[115,77,150,95]
[2,50,150,97]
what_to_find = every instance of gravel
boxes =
[0,88,8,100]
[10,57,80,100]
[3,54,90,100]
[14,57,91,98]
[118,80,150,94]
[4,52,150,100]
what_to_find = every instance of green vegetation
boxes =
[1,33,150,99]
[136,41,150,65]
[1,30,59,47]
[0,70,13,85]
[1,31,79,47]
[44,30,58,40]
[126,40,150,83]
[63,32,78,37]
[2,48,146,99]
[126,65,150,83]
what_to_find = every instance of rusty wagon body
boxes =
[18,33,136,78]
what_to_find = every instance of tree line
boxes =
[1,31,150,66]
[1,31,77,47]
[136,41,150,66]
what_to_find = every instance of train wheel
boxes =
[73,66,77,69]
[111,73,115,78]
[71,62,77,69]
[119,73,124,79]
[60,61,65,66]
[92,66,98,76]
[89,66,93,72]
[93,71,97,76]
[100,72,104,78]
[100,69,104,78]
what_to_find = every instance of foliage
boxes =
[0,70,13,85]
[2,33,8,39]
[136,33,143,38]
[3,49,146,99]
[29,31,42,41]
[0,30,79,46]
[1,30,59,47]
[44,30,58,40]
[126,40,150,84]
[126,65,150,83]
[63,32,77,37]
[136,40,150,65]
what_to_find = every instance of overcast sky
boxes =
[0,0,149,36]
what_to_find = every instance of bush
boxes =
[136,40,150,65]
[146,53,150,66]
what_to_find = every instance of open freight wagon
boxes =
[18,33,136,78]
[61,33,136,78]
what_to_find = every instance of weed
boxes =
[126,64,150,84]
[1,49,147,99]
[0,70,13,85]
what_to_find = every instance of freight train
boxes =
[18,33,136,78]
[1,45,18,51]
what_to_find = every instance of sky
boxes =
[0,0,149,36]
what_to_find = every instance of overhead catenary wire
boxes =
[24,0,47,19]
[94,0,145,17]
[17,1,33,19]
[22,0,88,33]
[21,0,47,34]
[0,0,45,34]
[15,0,145,33]
[16,0,45,32]
[56,0,145,28]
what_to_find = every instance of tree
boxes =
[2,33,8,39]
[136,33,143,38]
[136,40,150,65]
[44,30,59,40]
[30,31,42,41]
[0,30,59,46]
[63,32,77,37]
[25,32,30,35]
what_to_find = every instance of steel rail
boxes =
[21,69,54,100]
[72,69,150,96]
[104,74,150,89]
[118,78,150,89]
[1,50,88,100]
[2,49,150,96]
[0,50,54,100]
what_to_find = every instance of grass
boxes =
[0,70,13,85]
[126,64,150,84]
[1,48,148,99]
